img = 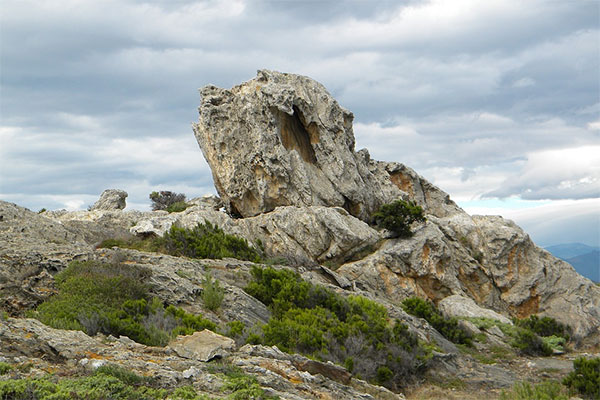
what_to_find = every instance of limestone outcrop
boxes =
[193,69,403,221]
[90,189,128,211]
[193,70,599,341]
[130,205,381,266]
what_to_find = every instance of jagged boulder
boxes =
[193,69,403,221]
[90,189,128,211]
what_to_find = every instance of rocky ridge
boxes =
[1,70,598,399]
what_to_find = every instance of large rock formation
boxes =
[193,69,403,221]
[192,70,599,341]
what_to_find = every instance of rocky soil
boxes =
[1,70,598,399]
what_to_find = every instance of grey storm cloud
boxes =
[1,0,598,248]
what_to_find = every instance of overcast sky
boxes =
[1,0,599,247]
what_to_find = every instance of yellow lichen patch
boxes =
[515,287,540,318]
[389,171,414,197]
[421,244,430,262]
[85,351,104,360]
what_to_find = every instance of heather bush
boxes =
[149,190,186,211]
[162,221,262,262]
[500,380,568,400]
[33,261,216,346]
[201,274,225,312]
[401,297,472,345]
[372,199,425,238]
[514,314,571,341]
[100,221,262,263]
[563,357,600,399]
[245,266,427,390]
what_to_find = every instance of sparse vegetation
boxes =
[372,199,425,238]
[563,357,600,399]
[202,274,225,312]
[514,315,571,341]
[401,297,472,345]
[99,221,262,263]
[149,190,187,211]
[245,266,428,390]
[31,260,216,346]
[0,362,276,400]
[0,366,167,399]
[0,362,12,375]
[162,222,262,262]
[463,316,570,357]
[500,380,568,400]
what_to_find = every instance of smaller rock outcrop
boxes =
[90,189,128,211]
[438,294,512,325]
[169,329,236,361]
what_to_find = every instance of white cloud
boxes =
[486,146,600,200]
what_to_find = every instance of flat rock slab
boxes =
[169,329,236,361]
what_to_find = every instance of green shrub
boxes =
[162,222,261,262]
[166,201,190,213]
[33,261,216,347]
[226,321,246,338]
[245,266,427,390]
[511,329,552,357]
[500,380,568,400]
[514,315,571,341]
[0,362,12,375]
[0,369,168,400]
[376,366,393,384]
[202,274,225,312]
[563,357,600,399]
[401,297,472,345]
[149,190,186,211]
[372,199,426,238]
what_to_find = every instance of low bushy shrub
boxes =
[33,261,216,346]
[0,367,167,400]
[401,297,472,346]
[514,315,571,341]
[201,274,225,312]
[500,380,568,400]
[372,199,426,238]
[0,362,12,375]
[464,316,571,356]
[100,221,262,263]
[510,329,552,357]
[245,266,427,390]
[563,357,600,399]
[149,191,186,211]
[162,222,262,262]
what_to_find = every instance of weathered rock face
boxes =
[169,329,236,361]
[90,189,128,211]
[0,201,94,315]
[337,212,600,340]
[193,69,403,221]
[438,294,512,325]
[130,205,381,266]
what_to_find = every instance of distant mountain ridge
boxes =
[545,243,599,282]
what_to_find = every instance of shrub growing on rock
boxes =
[162,221,262,262]
[245,266,427,390]
[563,357,600,399]
[32,261,216,346]
[372,200,425,238]
[149,190,187,211]
[401,297,472,346]
[514,314,571,341]
[202,274,225,312]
